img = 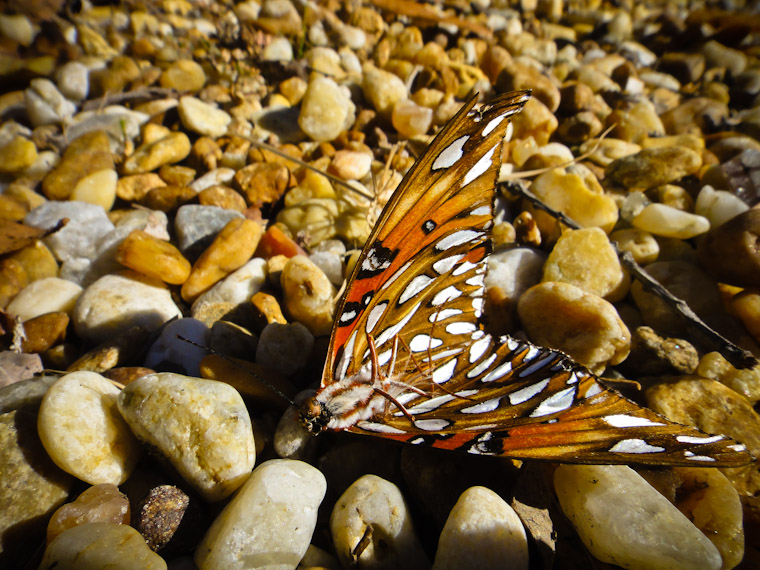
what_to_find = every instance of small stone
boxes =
[509,96,558,145]
[256,322,314,376]
[178,96,231,139]
[261,35,293,61]
[72,271,182,343]
[143,318,209,378]
[189,167,236,192]
[362,64,407,116]
[118,373,255,501]
[495,62,561,112]
[6,277,82,322]
[70,168,118,211]
[116,229,191,285]
[696,351,760,404]
[660,98,729,136]
[25,78,76,127]
[90,56,141,97]
[181,218,263,301]
[255,0,303,35]
[190,257,267,319]
[198,185,247,212]
[66,325,149,374]
[632,203,710,239]
[702,40,746,76]
[20,311,69,353]
[329,149,372,180]
[135,485,204,555]
[517,281,630,372]
[392,99,433,137]
[0,375,58,414]
[39,522,167,570]
[142,184,197,212]
[160,59,206,91]
[38,371,141,485]
[554,464,722,570]
[694,185,749,229]
[606,99,665,144]
[122,131,192,175]
[234,162,290,206]
[116,173,166,201]
[0,13,36,46]
[298,76,356,142]
[609,228,659,265]
[619,326,699,376]
[252,291,287,325]
[579,137,640,167]
[174,204,244,259]
[0,192,29,221]
[195,459,324,569]
[309,250,344,287]
[0,352,43,389]
[658,52,705,84]
[432,486,528,570]
[542,227,627,300]
[0,136,37,174]
[330,474,429,570]
[42,130,114,201]
[697,209,760,288]
[56,61,89,101]
[555,110,603,145]
[605,146,702,190]
[0,257,27,307]
[47,484,130,543]
[273,397,317,460]
[281,255,335,336]
[731,289,760,348]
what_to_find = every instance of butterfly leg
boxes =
[367,334,417,423]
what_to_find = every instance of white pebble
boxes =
[25,78,76,127]
[695,184,749,229]
[6,277,83,322]
[309,251,344,287]
[632,203,710,239]
[56,61,90,101]
[191,258,268,316]
[178,96,232,138]
[273,392,318,460]
[554,464,722,570]
[195,459,326,569]
[298,76,356,142]
[38,371,141,485]
[484,247,546,300]
[261,36,294,61]
[118,373,255,502]
[433,486,528,570]
[143,318,210,377]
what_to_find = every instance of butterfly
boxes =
[299,90,752,467]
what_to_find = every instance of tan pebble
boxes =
[234,162,290,206]
[620,326,698,377]
[732,289,760,346]
[632,203,710,239]
[141,184,197,212]
[329,149,372,180]
[6,240,57,283]
[178,96,231,139]
[141,123,172,145]
[579,137,640,167]
[0,193,29,221]
[4,181,47,212]
[6,277,82,321]
[251,291,287,325]
[606,99,665,144]
[38,371,141,485]
[362,64,408,115]
[496,61,560,112]
[191,136,222,170]
[89,56,140,96]
[543,227,627,300]
[697,351,760,404]
[280,76,307,105]
[198,185,247,211]
[158,164,196,186]
[0,136,38,174]
[47,484,130,543]
[509,96,558,145]
[517,281,630,372]
[122,132,191,175]
[101,366,153,386]
[392,99,433,137]
[70,168,118,211]
[660,98,728,136]
[20,312,69,353]
[609,228,659,264]
[298,76,356,142]
[513,211,541,246]
[256,225,306,259]
[605,146,702,190]
[182,218,263,301]
[652,184,693,212]
[116,173,166,201]
[281,255,335,336]
[159,59,206,91]
[42,130,113,200]
[135,485,201,553]
[0,258,28,308]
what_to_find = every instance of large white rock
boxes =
[554,464,722,570]
[5,277,82,321]
[195,459,326,570]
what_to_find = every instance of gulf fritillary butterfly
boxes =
[299,90,752,467]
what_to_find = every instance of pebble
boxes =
[38,371,142,485]
[39,522,168,570]
[281,255,336,336]
[178,96,231,138]
[135,485,204,555]
[696,351,760,404]
[609,228,659,264]
[118,372,255,501]
[554,464,722,570]
[697,208,760,288]
[56,61,90,101]
[542,227,627,301]
[194,459,325,569]
[72,271,182,343]
[620,326,699,377]
[0,352,43,388]
[191,257,267,316]
[25,78,76,126]
[632,203,711,239]
[432,486,528,570]
[362,64,408,115]
[20,311,70,353]
[329,149,372,180]
[47,484,131,543]
[122,131,192,175]
[0,410,72,567]
[160,59,206,91]
[234,162,290,206]
[517,281,631,372]
[0,136,37,174]
[330,474,429,570]
[143,318,210,377]
[70,167,118,211]
[256,322,315,376]
[174,204,244,259]
[694,184,749,229]
[731,290,760,348]
[6,277,82,322]
[117,173,166,201]
[273,395,318,460]
[116,229,191,285]
[42,130,114,201]
[309,250,344,287]
[298,76,356,142]
[392,99,433,137]
[605,146,702,190]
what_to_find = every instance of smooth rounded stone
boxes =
[525,165,618,236]
[122,131,192,175]
[298,76,356,142]
[619,326,699,377]
[190,167,236,192]
[25,78,76,127]
[694,185,749,229]
[20,311,70,353]
[554,465,722,570]
[174,204,244,259]
[732,289,760,347]
[362,64,408,115]
[38,371,141,485]
[329,149,372,180]
[234,162,290,206]
[517,282,630,372]
[630,261,720,335]
[555,110,603,144]
[42,130,114,201]
[56,61,89,101]
[136,485,204,555]
[72,271,182,343]
[660,98,729,136]
[331,474,430,570]
[281,255,335,336]
[143,318,210,378]
[697,351,760,404]
[609,228,659,264]
[697,209,760,288]
[143,184,197,212]
[66,106,149,153]
[256,322,314,376]
[178,96,231,139]
[160,59,206,91]
[702,40,746,76]
[191,257,267,315]
[195,459,325,569]
[6,239,58,283]
[70,168,118,211]
[251,291,287,326]
[273,396,318,460]
[542,227,627,301]
[432,486,528,570]
[117,172,166,201]
[259,35,293,61]
[181,218,263,301]
[0,410,72,567]
[495,61,561,113]
[25,200,115,263]
[485,249,544,305]
[509,96,558,146]
[392,98,433,137]
[116,229,191,285]
[0,135,37,174]
[0,374,58,414]
[39,522,167,570]
[47,484,130,543]
[632,203,710,239]
[605,146,702,190]
[0,352,43,389]
[0,13,35,45]
[606,100,665,144]
[658,52,705,85]
[5,277,82,322]
[199,185,247,211]
[118,373,255,501]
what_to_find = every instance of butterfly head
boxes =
[299,396,331,434]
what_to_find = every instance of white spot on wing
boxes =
[378,260,411,291]
[432,285,462,306]
[604,415,666,428]
[469,336,491,363]
[432,135,469,170]
[432,255,463,275]
[676,435,725,445]
[482,359,514,383]
[357,421,406,435]
[453,261,477,276]
[406,394,456,414]
[463,144,497,186]
[446,322,477,335]
[729,444,747,452]
[436,230,483,252]
[482,114,506,137]
[609,439,666,454]
[374,301,421,347]
[530,386,576,417]
[470,205,491,216]
[340,309,357,323]
[399,274,433,304]
[365,302,387,334]
[432,359,457,384]
[583,382,603,399]
[414,418,451,431]
[409,334,443,352]
[429,308,463,323]
[336,330,357,381]
[684,451,716,462]
[462,397,501,414]
[508,379,549,405]
[467,353,498,378]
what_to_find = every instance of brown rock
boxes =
[618,326,699,377]
[142,184,197,212]
[251,291,287,327]
[122,132,191,175]
[658,52,706,85]
[605,146,702,190]
[158,164,196,186]
[7,240,58,282]
[116,173,166,202]
[135,485,205,555]
[0,257,28,308]
[660,97,729,136]
[697,209,760,288]
[116,229,191,285]
[42,130,113,200]
[234,162,291,207]
[495,62,560,112]
[198,185,247,212]
[21,312,69,354]
[47,484,130,543]
[66,326,150,373]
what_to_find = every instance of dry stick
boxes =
[505,183,758,370]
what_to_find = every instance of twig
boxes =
[505,183,758,370]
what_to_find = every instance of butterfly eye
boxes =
[299,397,329,434]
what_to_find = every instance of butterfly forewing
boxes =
[313,90,753,468]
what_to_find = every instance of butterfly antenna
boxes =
[176,334,299,410]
